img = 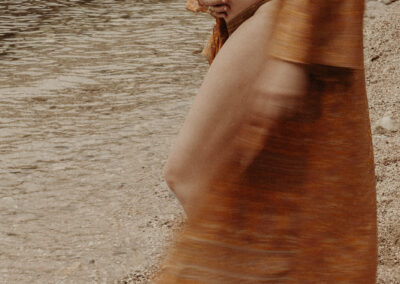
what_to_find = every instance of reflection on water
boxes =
[0,1,212,282]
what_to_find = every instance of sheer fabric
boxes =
[155,1,377,282]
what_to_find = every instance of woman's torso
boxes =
[224,0,264,22]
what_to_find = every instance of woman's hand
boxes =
[199,0,231,18]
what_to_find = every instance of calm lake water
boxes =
[0,1,212,282]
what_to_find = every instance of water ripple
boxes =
[0,0,212,282]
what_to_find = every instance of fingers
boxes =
[210,11,227,19]
[209,4,229,13]
[208,4,230,18]
[199,0,231,19]
[200,0,230,6]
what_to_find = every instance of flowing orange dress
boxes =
[155,0,378,283]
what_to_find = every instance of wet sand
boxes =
[0,0,399,283]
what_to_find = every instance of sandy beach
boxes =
[0,0,399,283]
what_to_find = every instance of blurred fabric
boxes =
[155,0,377,283]
[186,0,228,64]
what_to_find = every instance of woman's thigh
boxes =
[166,1,278,182]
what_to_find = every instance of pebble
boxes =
[380,0,397,4]
[375,114,400,133]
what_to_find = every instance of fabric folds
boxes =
[155,1,378,283]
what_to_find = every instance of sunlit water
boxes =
[0,1,212,282]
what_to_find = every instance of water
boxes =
[0,1,212,282]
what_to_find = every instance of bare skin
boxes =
[199,0,264,22]
[165,0,309,218]
[198,0,231,19]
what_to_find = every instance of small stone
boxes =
[371,54,380,62]
[380,0,396,4]
[375,115,400,133]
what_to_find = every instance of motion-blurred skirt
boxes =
[157,1,377,283]
[155,65,377,284]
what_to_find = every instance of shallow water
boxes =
[0,1,212,282]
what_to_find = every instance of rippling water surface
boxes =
[0,1,212,282]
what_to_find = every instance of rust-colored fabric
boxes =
[155,0,377,283]
[186,0,207,12]
[187,0,364,68]
[269,0,365,69]
[186,0,228,64]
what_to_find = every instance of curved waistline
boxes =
[226,0,271,35]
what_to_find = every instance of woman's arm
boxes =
[233,0,365,165]
[268,0,364,68]
[231,57,309,171]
